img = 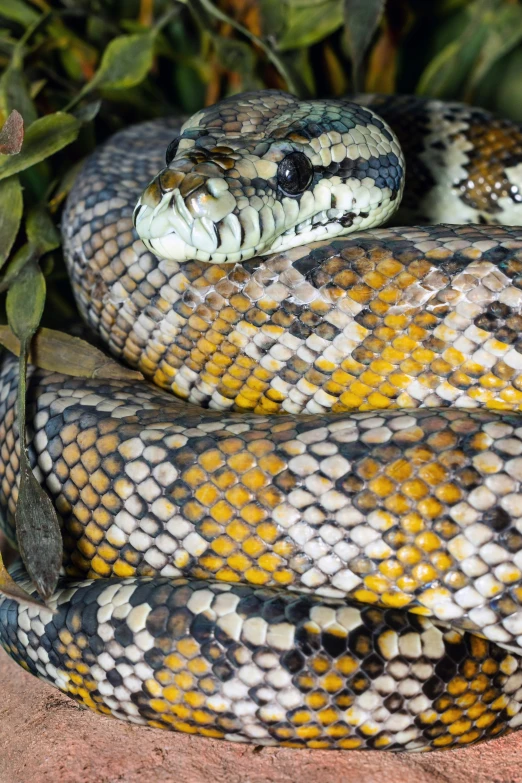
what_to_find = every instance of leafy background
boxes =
[1,0,522,597]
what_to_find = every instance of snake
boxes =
[2,91,522,752]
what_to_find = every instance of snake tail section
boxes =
[2,568,522,750]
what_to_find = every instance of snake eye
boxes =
[277,151,313,197]
[166,138,180,166]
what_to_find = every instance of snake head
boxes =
[133,90,405,265]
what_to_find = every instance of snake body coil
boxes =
[2,92,522,751]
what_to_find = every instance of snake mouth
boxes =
[134,198,220,263]
[134,196,264,265]
[133,178,272,264]
[134,180,403,266]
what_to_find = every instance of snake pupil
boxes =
[277,151,313,197]
[165,137,180,166]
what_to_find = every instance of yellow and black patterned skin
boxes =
[3,92,522,752]
[358,94,522,227]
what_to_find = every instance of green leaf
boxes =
[214,37,256,75]
[6,260,46,341]
[466,5,522,94]
[282,47,316,98]
[344,0,385,90]
[258,0,287,39]
[277,0,344,51]
[0,112,80,181]
[0,242,34,292]
[15,459,62,601]
[172,62,206,115]
[92,31,156,91]
[417,40,464,97]
[474,46,522,123]
[495,48,522,122]
[0,325,145,381]
[6,262,62,601]
[29,78,46,100]
[72,100,102,123]
[417,0,496,98]
[0,175,22,269]
[64,31,158,111]
[48,160,84,213]
[26,206,60,255]
[0,62,37,126]
[0,0,40,27]
[214,38,261,91]
[197,0,301,94]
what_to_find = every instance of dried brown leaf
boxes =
[0,109,24,155]
[0,325,145,381]
[0,548,53,611]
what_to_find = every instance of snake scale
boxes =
[2,92,522,752]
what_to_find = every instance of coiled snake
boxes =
[2,91,522,751]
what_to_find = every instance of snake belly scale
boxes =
[2,92,522,751]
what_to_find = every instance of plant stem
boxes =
[192,0,300,96]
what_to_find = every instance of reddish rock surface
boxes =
[1,648,522,783]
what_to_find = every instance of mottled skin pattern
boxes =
[2,93,522,751]
[358,95,522,227]
[65,218,522,415]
